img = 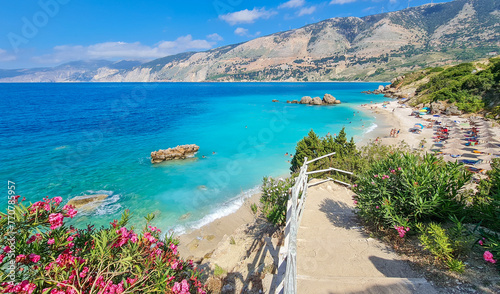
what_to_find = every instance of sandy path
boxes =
[296,179,437,293]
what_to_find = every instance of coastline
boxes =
[176,99,412,261]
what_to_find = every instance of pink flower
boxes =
[48,238,55,245]
[67,236,74,242]
[3,246,11,253]
[48,213,64,230]
[394,225,410,238]
[397,167,402,171]
[29,254,40,263]
[376,206,379,209]
[0,254,4,263]
[16,254,26,262]
[374,174,378,178]
[484,251,496,264]
[353,200,358,205]
[130,233,138,243]
[479,240,484,246]
[171,260,179,270]
[52,197,63,204]
[170,243,178,255]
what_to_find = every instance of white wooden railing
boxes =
[275,152,353,294]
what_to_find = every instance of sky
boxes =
[0,0,454,69]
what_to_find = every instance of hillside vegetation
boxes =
[388,57,500,118]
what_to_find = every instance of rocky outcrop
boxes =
[272,99,279,102]
[445,105,462,115]
[67,194,108,209]
[311,97,323,105]
[323,94,337,104]
[300,96,312,104]
[151,144,200,163]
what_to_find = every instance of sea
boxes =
[0,82,387,234]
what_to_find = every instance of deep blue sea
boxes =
[0,82,386,234]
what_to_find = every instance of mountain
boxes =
[1,0,499,83]
[0,60,142,82]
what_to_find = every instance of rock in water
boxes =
[300,96,312,104]
[272,99,279,102]
[67,194,108,209]
[323,93,336,104]
[151,144,200,163]
[311,97,323,105]
[334,100,341,104]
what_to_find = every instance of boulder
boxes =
[151,144,200,163]
[291,100,299,104]
[67,194,108,209]
[430,101,445,113]
[286,100,291,104]
[384,94,392,98]
[378,85,384,91]
[334,100,341,104]
[311,97,323,105]
[272,99,279,102]
[300,96,312,104]
[445,105,462,116]
[384,85,391,90]
[323,93,337,104]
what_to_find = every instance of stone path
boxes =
[295,179,437,293]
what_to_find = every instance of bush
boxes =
[416,222,466,273]
[260,177,294,226]
[291,128,358,182]
[468,158,500,231]
[353,152,471,229]
[0,196,206,294]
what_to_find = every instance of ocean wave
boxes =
[77,191,121,216]
[364,123,378,134]
[172,185,261,235]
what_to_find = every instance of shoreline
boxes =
[176,99,409,261]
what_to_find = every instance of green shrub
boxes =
[290,128,358,182]
[260,176,294,226]
[353,152,470,229]
[468,159,500,231]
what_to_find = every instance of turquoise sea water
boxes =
[0,82,387,233]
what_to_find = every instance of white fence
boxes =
[275,152,352,294]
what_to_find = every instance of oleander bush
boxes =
[0,196,206,294]
[260,177,294,226]
[352,152,470,229]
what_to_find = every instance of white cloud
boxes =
[207,33,224,41]
[362,6,376,12]
[329,0,357,4]
[234,27,249,36]
[0,49,16,62]
[32,35,215,64]
[278,0,306,9]
[219,8,277,25]
[298,6,316,16]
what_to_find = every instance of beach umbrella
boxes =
[415,123,424,129]
[443,147,464,155]
[441,154,458,162]
[479,154,498,163]
[482,142,500,149]
[480,148,500,156]
[444,141,464,149]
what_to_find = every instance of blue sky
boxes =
[0,0,453,69]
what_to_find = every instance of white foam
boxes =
[172,185,261,235]
[77,191,121,216]
[364,123,378,134]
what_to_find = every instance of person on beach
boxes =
[397,129,400,137]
